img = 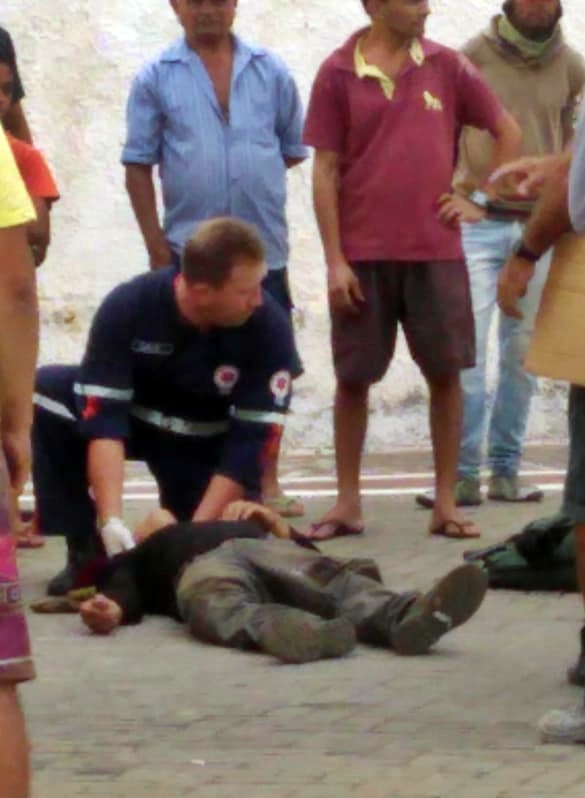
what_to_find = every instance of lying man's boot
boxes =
[392,564,488,655]
[415,477,482,509]
[567,626,585,686]
[487,475,543,503]
[539,702,585,744]
[253,606,357,664]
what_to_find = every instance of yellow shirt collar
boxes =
[354,37,425,100]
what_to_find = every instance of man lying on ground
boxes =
[65,501,488,664]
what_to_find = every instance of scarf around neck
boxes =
[497,13,557,60]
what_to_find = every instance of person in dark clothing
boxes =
[77,501,489,664]
[33,217,299,597]
[0,27,32,142]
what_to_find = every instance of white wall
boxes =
[4,0,582,454]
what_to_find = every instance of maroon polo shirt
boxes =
[304,31,505,262]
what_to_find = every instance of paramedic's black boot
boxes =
[46,539,101,596]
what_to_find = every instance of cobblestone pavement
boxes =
[17,446,585,798]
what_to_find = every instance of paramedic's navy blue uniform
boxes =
[33,267,296,552]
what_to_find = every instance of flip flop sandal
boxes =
[302,520,365,541]
[430,520,481,540]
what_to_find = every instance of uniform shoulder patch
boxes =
[269,370,291,407]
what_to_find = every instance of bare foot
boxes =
[302,503,364,540]
[430,507,480,539]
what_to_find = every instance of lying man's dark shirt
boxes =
[87,521,316,625]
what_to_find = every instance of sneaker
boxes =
[255,608,357,664]
[567,626,585,687]
[392,564,488,656]
[539,704,585,744]
[487,475,543,503]
[415,477,482,509]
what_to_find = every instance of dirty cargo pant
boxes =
[176,538,417,651]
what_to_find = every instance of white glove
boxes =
[99,516,136,556]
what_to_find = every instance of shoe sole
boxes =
[261,616,357,664]
[415,493,482,509]
[393,564,488,656]
[487,492,544,503]
[540,731,585,744]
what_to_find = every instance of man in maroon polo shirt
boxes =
[303,0,521,541]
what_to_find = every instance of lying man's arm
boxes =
[80,553,144,633]
[80,594,123,635]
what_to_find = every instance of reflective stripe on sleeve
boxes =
[33,393,76,421]
[74,383,134,401]
[231,409,286,426]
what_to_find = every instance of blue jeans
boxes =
[458,219,551,480]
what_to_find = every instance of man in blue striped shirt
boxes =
[122,0,308,516]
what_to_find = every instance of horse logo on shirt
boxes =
[423,91,443,112]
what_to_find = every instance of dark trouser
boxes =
[564,385,585,525]
[33,365,227,553]
[176,538,417,650]
[262,269,303,377]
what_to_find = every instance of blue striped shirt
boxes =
[122,36,308,270]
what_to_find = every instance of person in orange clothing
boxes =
[0,54,59,267]
[0,52,58,549]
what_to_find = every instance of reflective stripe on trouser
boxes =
[176,538,416,650]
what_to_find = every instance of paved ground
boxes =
[17,445,585,798]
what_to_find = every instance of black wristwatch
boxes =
[512,239,541,263]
